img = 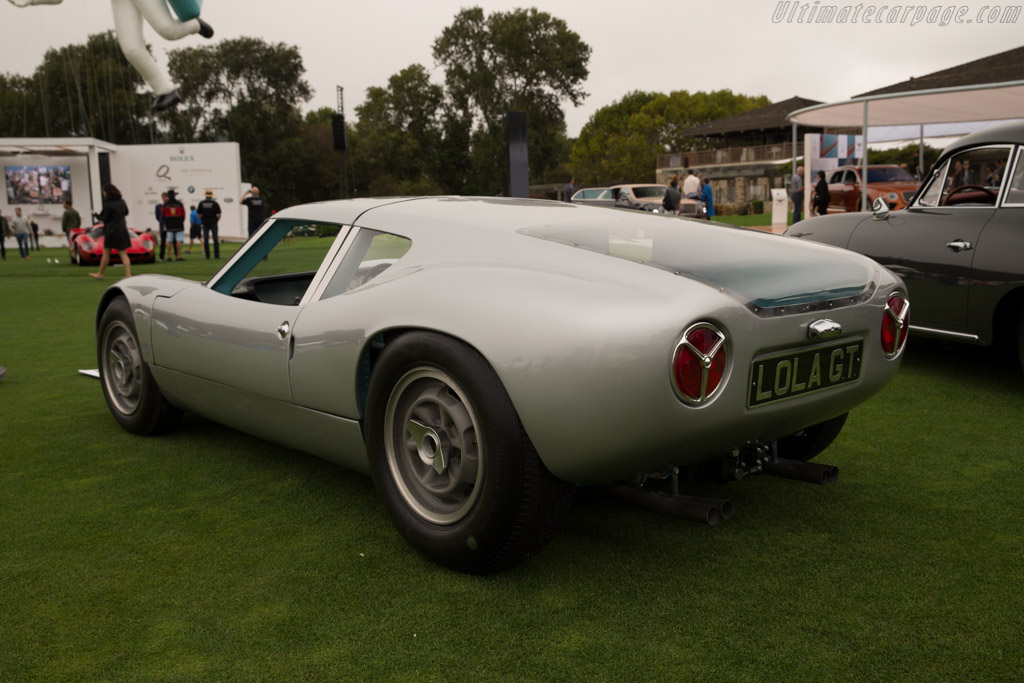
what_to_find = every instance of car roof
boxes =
[941,120,1024,155]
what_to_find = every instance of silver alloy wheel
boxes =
[101,319,143,416]
[383,367,483,525]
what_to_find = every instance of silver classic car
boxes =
[96,197,908,572]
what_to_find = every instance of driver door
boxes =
[846,146,1010,331]
[149,219,351,402]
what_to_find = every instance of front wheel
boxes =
[365,332,574,573]
[776,413,848,462]
[98,296,181,435]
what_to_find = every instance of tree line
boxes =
[0,6,771,209]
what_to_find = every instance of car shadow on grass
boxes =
[899,336,1024,393]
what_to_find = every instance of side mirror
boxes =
[871,196,890,221]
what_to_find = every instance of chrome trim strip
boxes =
[909,324,980,342]
[301,224,356,305]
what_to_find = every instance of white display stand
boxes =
[770,188,789,230]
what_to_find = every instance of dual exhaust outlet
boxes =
[602,457,838,526]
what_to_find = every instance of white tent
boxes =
[788,80,1024,210]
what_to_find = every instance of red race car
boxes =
[69,224,157,266]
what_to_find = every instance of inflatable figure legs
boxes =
[9,0,213,111]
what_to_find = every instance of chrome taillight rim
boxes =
[672,322,727,405]
[881,293,909,359]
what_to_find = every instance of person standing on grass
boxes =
[790,165,804,224]
[89,184,132,280]
[197,189,221,259]
[11,208,32,259]
[701,177,715,218]
[61,199,81,244]
[29,216,40,250]
[187,204,201,254]
[240,186,266,238]
[155,192,168,261]
[0,207,9,260]
[162,189,186,261]
[812,170,830,216]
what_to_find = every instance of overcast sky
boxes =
[1,0,1021,137]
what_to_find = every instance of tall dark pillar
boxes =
[506,111,528,198]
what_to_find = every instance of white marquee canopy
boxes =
[787,80,1024,210]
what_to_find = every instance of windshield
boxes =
[867,167,916,183]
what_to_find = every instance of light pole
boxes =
[333,86,349,199]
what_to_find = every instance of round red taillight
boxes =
[881,294,909,358]
[673,323,727,404]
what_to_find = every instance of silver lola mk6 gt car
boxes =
[95,197,909,573]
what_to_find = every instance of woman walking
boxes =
[89,184,133,280]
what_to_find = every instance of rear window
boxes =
[520,221,874,312]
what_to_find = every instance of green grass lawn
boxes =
[1,240,1022,680]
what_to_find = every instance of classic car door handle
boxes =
[276,321,291,339]
[945,240,973,252]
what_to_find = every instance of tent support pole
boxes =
[861,101,869,211]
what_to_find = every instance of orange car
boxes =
[824,165,922,213]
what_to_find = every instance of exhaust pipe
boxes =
[763,458,839,485]
[599,484,732,526]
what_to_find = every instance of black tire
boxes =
[72,246,83,266]
[1017,309,1024,374]
[365,332,575,574]
[776,413,848,462]
[97,296,181,435]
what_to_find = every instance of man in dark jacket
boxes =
[155,192,168,261]
[240,186,266,238]
[196,189,222,259]
[61,200,81,244]
[162,189,186,261]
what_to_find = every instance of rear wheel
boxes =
[98,297,181,435]
[1017,309,1024,373]
[365,332,574,573]
[776,413,848,462]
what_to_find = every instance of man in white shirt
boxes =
[682,169,701,198]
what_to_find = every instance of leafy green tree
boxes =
[433,6,590,193]
[167,37,312,207]
[570,90,772,185]
[0,74,36,138]
[0,32,150,143]
[349,65,446,196]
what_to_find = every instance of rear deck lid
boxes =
[522,218,878,316]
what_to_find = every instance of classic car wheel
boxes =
[1017,310,1024,373]
[98,297,181,435]
[775,413,848,462]
[72,246,83,266]
[366,332,574,573]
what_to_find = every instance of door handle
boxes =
[945,240,972,252]
[276,321,290,339]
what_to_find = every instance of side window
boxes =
[1002,147,1024,206]
[915,161,948,207]
[828,170,844,183]
[209,220,345,304]
[321,229,412,299]
[938,146,1011,206]
[843,170,858,184]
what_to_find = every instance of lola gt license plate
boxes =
[748,340,863,408]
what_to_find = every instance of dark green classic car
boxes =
[787,121,1024,371]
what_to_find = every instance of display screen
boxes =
[4,165,71,205]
